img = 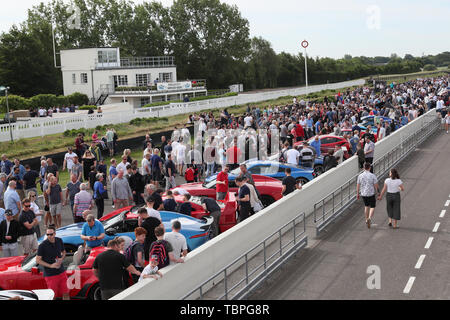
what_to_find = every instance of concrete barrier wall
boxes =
[114,109,437,301]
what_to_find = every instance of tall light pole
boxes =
[301,40,309,91]
[0,86,13,142]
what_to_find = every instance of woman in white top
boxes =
[27,191,44,238]
[444,111,450,134]
[378,168,404,229]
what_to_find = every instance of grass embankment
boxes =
[364,68,450,84]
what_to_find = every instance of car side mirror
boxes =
[31,267,40,275]
[105,228,117,236]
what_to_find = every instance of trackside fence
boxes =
[0,79,364,142]
[181,212,307,300]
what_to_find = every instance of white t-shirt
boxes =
[146,208,161,221]
[64,152,77,170]
[285,149,300,165]
[164,231,188,262]
[244,116,253,127]
[138,264,159,282]
[116,162,129,173]
[143,148,153,157]
[177,144,187,162]
[30,202,41,223]
[445,114,450,124]
[141,158,151,176]
[378,127,386,140]
[385,178,403,193]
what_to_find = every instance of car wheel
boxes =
[314,165,324,176]
[64,244,78,254]
[297,177,309,186]
[88,284,102,301]
[260,195,275,207]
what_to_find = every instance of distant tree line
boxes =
[0,0,449,98]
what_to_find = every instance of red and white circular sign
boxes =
[301,40,309,48]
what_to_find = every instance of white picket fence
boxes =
[0,79,365,142]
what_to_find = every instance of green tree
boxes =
[247,37,279,89]
[167,0,251,88]
[0,23,62,97]
[423,64,437,71]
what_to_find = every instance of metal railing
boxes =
[95,56,175,69]
[313,112,441,236]
[181,212,307,300]
[0,79,365,142]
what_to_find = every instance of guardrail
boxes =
[181,212,307,300]
[0,79,365,142]
[313,112,441,236]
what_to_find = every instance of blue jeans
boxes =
[206,163,215,177]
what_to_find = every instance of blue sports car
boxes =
[39,207,214,253]
[358,115,400,133]
[206,160,315,185]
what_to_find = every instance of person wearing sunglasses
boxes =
[18,198,39,256]
[27,191,44,239]
[36,225,70,300]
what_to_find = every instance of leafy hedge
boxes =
[129,117,169,126]
[0,95,30,113]
[0,92,89,113]
[79,105,97,110]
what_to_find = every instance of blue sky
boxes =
[0,0,448,59]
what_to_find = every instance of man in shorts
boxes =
[46,176,64,229]
[357,162,380,229]
[36,225,70,300]
[18,199,39,255]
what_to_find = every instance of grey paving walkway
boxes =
[248,130,450,300]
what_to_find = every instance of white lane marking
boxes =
[403,277,416,294]
[415,255,426,269]
[440,210,446,218]
[432,222,440,233]
[445,200,450,207]
[425,237,434,249]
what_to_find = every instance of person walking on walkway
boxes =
[364,136,375,173]
[378,168,404,229]
[357,162,380,229]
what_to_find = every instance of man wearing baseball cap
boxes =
[0,209,21,257]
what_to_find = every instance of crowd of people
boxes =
[0,76,448,299]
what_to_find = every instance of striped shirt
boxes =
[74,190,93,217]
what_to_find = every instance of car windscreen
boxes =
[203,180,216,189]
[103,212,125,230]
[230,167,241,175]
[21,252,37,272]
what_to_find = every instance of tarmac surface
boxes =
[248,130,450,299]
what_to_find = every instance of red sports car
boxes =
[295,135,351,158]
[0,247,108,300]
[176,174,283,208]
[166,193,238,234]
